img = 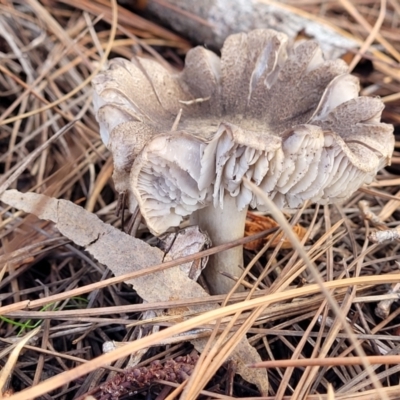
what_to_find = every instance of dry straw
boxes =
[1,0,400,399]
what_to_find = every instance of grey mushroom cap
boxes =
[130,132,211,233]
[92,29,394,236]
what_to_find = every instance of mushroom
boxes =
[91,57,192,214]
[93,29,394,295]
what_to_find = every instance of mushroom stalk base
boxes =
[191,195,247,295]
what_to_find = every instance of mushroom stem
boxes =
[191,194,247,294]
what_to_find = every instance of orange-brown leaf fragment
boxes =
[244,212,307,250]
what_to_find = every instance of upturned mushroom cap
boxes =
[130,132,211,231]
[92,57,191,209]
[93,29,394,236]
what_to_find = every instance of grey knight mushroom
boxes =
[93,29,394,295]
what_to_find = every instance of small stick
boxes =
[170,108,183,131]
[179,96,210,105]
[358,200,385,227]
[375,282,400,319]
[248,354,400,369]
[369,226,400,243]
[116,192,127,231]
[127,207,141,237]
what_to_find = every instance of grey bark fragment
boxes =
[0,189,268,394]
[147,0,358,58]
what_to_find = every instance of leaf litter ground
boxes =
[1,1,400,399]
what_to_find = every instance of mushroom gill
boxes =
[93,29,394,294]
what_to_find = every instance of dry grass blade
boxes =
[243,178,388,400]
[0,105,88,196]
[0,327,41,395]
[0,0,118,126]
[345,0,387,72]
[249,355,400,368]
[338,0,400,63]
[1,0,400,398]
[327,384,336,400]
[5,274,400,400]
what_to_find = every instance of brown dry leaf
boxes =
[244,212,307,251]
[0,189,268,394]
